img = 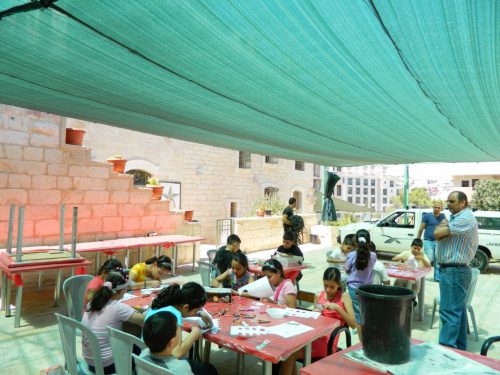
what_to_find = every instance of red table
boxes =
[385,264,432,321]
[0,252,90,328]
[249,262,306,282]
[300,340,500,374]
[123,292,340,375]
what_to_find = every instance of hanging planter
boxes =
[65,128,86,145]
[106,154,127,174]
[184,210,194,221]
[147,177,164,200]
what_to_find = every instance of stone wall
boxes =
[0,105,184,252]
[234,214,318,252]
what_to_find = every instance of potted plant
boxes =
[106,154,127,174]
[147,176,164,200]
[65,127,86,145]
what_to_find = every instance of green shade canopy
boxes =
[0,0,498,166]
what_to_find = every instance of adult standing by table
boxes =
[418,201,446,281]
[282,197,296,238]
[434,191,478,350]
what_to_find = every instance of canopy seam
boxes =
[366,0,495,159]
[48,3,395,159]
[0,0,57,20]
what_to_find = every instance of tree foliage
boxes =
[391,187,432,209]
[472,179,500,210]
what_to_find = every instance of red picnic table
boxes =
[300,339,500,375]
[0,251,90,328]
[122,291,340,375]
[385,263,432,321]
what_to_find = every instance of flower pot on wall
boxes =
[256,208,265,217]
[106,158,127,174]
[184,210,194,221]
[149,185,164,200]
[65,128,86,145]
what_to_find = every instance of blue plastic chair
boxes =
[132,354,175,375]
[55,313,105,375]
[63,275,94,321]
[107,326,146,375]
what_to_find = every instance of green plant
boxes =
[251,194,286,215]
[147,176,160,186]
[326,214,358,226]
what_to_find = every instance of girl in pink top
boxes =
[84,258,123,307]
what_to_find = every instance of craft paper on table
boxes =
[230,325,270,336]
[161,276,184,285]
[284,308,321,319]
[268,321,313,338]
[239,276,273,298]
[120,292,139,301]
[343,343,499,375]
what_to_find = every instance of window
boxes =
[295,161,305,171]
[461,180,469,187]
[356,178,361,185]
[371,197,375,203]
[265,155,278,164]
[348,197,353,203]
[239,151,251,169]
[337,167,342,172]
[472,179,480,189]
[371,188,375,195]
[292,191,303,210]
[363,188,368,195]
[348,187,353,194]
[383,189,387,195]
[356,187,360,194]
[313,179,321,192]
[127,169,151,186]
[313,164,321,177]
[336,185,342,196]
[355,197,361,204]
[230,202,238,217]
[383,197,387,204]
[382,211,416,228]
[363,197,368,204]
[390,180,394,187]
[264,187,279,196]
[363,179,368,186]
[476,216,500,230]
[371,179,375,186]
[348,178,353,185]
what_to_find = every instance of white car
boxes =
[473,211,500,272]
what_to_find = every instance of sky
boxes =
[386,162,500,181]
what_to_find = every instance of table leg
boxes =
[192,243,196,272]
[5,275,12,317]
[202,340,211,363]
[304,341,312,366]
[14,284,23,328]
[236,353,245,375]
[54,270,62,307]
[125,249,130,269]
[418,276,425,321]
[263,361,272,375]
[172,245,179,275]
[139,247,143,262]
[1,273,7,311]
[96,252,101,275]
[155,245,160,258]
[38,271,43,292]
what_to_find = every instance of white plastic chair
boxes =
[197,261,220,287]
[132,354,175,375]
[372,268,385,285]
[55,313,105,375]
[207,249,217,263]
[430,268,480,341]
[63,275,94,321]
[107,326,146,375]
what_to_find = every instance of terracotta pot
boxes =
[149,185,164,200]
[256,208,265,217]
[65,128,86,145]
[106,158,127,174]
[184,210,194,221]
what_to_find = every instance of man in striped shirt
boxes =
[434,191,478,350]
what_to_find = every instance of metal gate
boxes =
[216,218,234,247]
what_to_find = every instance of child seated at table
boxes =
[326,234,354,264]
[140,311,194,374]
[129,255,172,290]
[212,234,243,274]
[392,238,430,292]
[297,267,356,360]
[82,270,144,374]
[145,282,217,375]
[84,258,123,306]
[260,258,297,308]
[211,252,255,290]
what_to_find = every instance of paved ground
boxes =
[1,243,499,374]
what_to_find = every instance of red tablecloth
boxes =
[300,340,500,374]
[249,262,306,282]
[385,264,432,281]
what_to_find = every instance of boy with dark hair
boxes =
[392,238,430,292]
[212,234,242,275]
[141,311,193,374]
[274,232,304,261]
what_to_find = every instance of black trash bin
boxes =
[357,284,415,364]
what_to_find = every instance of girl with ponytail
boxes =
[345,229,377,340]
[82,270,144,374]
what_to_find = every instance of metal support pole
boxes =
[6,204,15,255]
[15,206,24,263]
[71,207,78,258]
[404,164,409,209]
[59,204,65,251]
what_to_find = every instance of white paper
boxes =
[120,292,139,301]
[343,343,500,375]
[284,308,321,319]
[238,276,274,298]
[268,321,313,338]
[230,325,270,336]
